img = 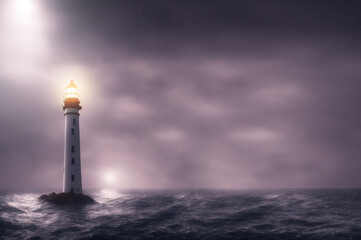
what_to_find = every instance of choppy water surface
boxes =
[1,189,361,239]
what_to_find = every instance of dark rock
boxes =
[38,192,96,205]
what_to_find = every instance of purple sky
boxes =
[1,0,361,190]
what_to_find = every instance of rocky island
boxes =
[39,192,96,205]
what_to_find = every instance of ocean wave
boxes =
[1,189,361,239]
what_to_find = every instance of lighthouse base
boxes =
[39,192,95,205]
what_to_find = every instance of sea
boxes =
[1,189,361,239]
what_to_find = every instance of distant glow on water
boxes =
[104,170,117,185]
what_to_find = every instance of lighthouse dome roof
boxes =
[66,80,78,89]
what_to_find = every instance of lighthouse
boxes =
[63,80,83,194]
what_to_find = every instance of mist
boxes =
[1,0,361,190]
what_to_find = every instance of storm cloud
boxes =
[1,0,361,190]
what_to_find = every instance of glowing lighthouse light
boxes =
[63,80,83,194]
[65,80,80,100]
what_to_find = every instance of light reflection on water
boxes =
[87,189,127,218]
[96,189,124,202]
[3,193,45,224]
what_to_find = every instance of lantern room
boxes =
[63,80,82,110]
[65,80,80,100]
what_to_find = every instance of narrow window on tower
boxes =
[72,158,75,165]
[73,118,76,126]
[72,175,74,181]
[71,128,74,135]
[72,145,74,152]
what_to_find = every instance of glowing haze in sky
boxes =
[1,0,361,190]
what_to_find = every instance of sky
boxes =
[1,0,361,190]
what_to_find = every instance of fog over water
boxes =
[1,0,361,190]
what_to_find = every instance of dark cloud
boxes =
[48,0,361,58]
[1,0,361,190]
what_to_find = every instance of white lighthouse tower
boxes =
[63,80,83,194]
